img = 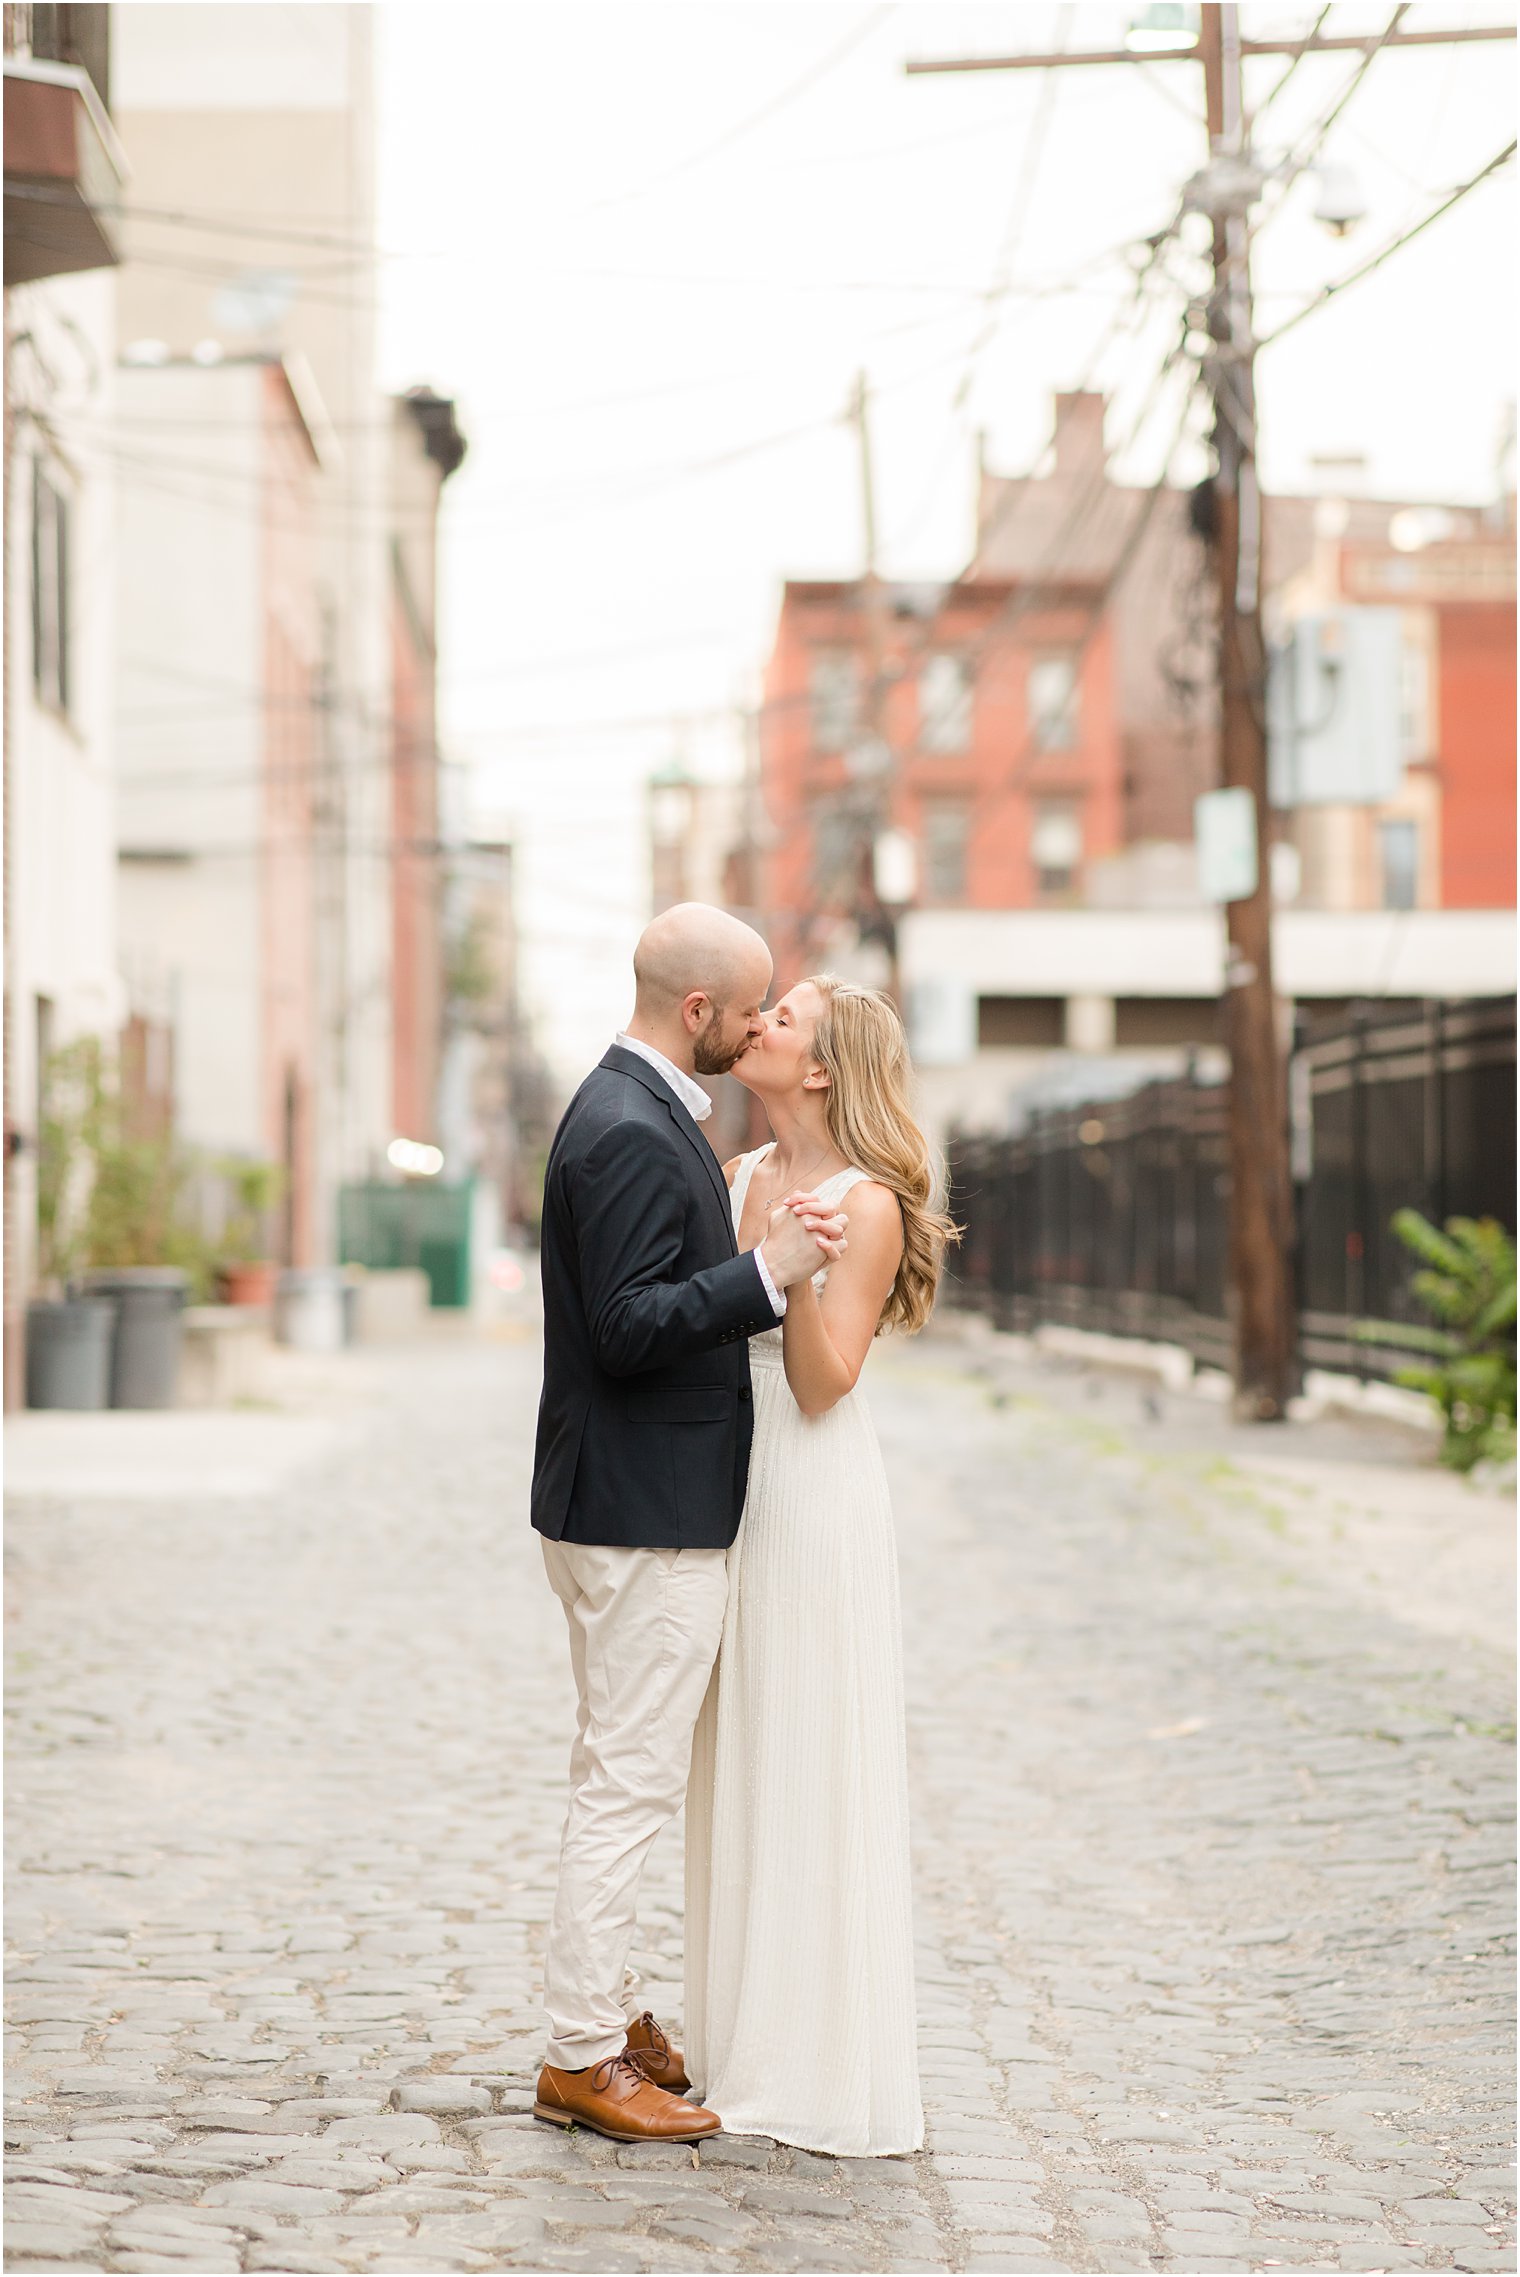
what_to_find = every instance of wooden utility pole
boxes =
[904,3,1513,1419]
[1197,3,1294,1418]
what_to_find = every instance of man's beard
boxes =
[693,1013,746,1077]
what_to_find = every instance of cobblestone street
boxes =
[6,1323,1515,2276]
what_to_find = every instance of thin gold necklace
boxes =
[753,1141,842,1214]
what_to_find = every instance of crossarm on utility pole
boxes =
[905,23,1514,73]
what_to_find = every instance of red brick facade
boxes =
[760,578,1122,988]
[1435,601,1517,910]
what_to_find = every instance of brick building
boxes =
[748,395,1514,1141]
[976,391,1517,916]
[758,574,1122,992]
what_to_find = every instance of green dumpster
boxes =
[338,1179,474,1308]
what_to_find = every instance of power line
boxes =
[565,4,896,223]
[92,323,1019,555]
[952,76,1069,431]
[1257,139,1517,349]
[1265,3,1410,210]
[1249,5,1333,127]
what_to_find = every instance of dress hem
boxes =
[699,2109,924,2160]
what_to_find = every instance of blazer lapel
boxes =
[600,1046,737,1252]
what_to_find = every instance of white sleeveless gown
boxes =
[684,1148,923,2156]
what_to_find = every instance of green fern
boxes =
[1389,1210,1517,1471]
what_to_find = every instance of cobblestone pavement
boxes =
[6,1324,1515,2276]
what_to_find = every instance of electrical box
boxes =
[1267,606,1405,807]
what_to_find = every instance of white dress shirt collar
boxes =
[611,1032,784,1317]
[612,1033,713,1123]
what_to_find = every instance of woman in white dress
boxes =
[684,974,957,2158]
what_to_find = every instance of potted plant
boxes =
[28,1039,117,1409]
[1388,1209,1517,1472]
[41,1036,209,1407]
[213,1158,284,1306]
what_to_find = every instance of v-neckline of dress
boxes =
[732,1143,863,1250]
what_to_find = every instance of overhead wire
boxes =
[1256,139,1517,349]
[950,30,1069,417]
[800,315,1202,918]
[866,222,1190,772]
[563,4,896,223]
[1248,4,1333,129]
[1261,4,1410,213]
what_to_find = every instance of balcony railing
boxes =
[4,55,126,285]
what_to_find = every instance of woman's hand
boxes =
[783,1190,848,1260]
[759,1197,848,1290]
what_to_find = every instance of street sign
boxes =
[1195,786,1258,903]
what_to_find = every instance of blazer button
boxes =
[738,1386,752,1402]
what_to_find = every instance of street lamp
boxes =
[388,1137,444,1177]
[1312,164,1367,237]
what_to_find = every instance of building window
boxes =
[1113,998,1221,1047]
[1030,799,1083,898]
[922,801,969,904]
[811,796,860,899]
[1398,632,1430,762]
[809,649,859,750]
[1028,652,1078,750]
[1380,818,1419,910]
[977,995,1064,1048]
[920,653,972,752]
[31,457,70,714]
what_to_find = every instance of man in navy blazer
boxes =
[529,904,847,2144]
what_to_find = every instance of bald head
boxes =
[627,903,773,1078]
[634,903,770,1017]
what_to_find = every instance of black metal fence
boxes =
[945,996,1516,1384]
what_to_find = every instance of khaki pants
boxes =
[540,1536,729,2071]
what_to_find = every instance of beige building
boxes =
[900,904,1517,1146]
[111,3,395,1223]
[114,351,327,1264]
[3,12,129,1400]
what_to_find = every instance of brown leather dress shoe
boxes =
[624,2009,690,2095]
[534,2051,719,2143]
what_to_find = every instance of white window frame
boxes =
[920,652,973,753]
[808,649,860,750]
[1029,652,1078,752]
[31,454,71,716]
[1030,799,1084,897]
[922,800,970,904]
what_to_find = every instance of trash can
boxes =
[80,1268,188,1408]
[275,1267,347,1352]
[25,1296,117,1410]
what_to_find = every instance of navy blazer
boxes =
[530,1046,777,1549]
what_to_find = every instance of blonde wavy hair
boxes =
[803,974,960,1336]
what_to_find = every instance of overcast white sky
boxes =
[375,3,1516,1082]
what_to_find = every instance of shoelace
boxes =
[589,2048,658,2095]
[632,2010,672,2069]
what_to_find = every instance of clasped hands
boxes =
[759,1191,849,1291]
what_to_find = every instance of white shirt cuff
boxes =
[752,1245,787,1318]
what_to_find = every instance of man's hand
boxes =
[759,1193,849,1291]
